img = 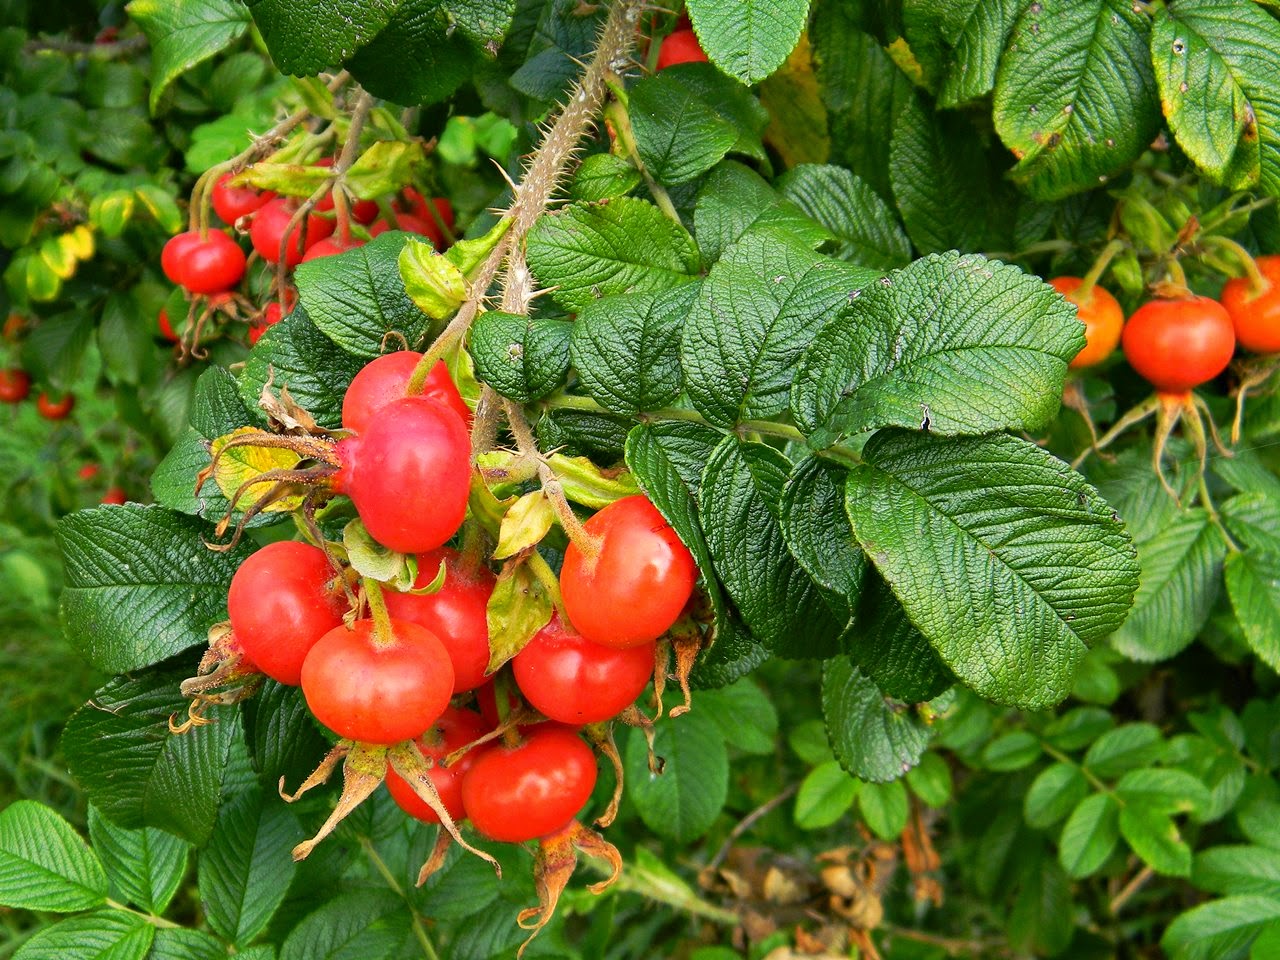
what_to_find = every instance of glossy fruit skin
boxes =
[1220,255,1280,354]
[1049,277,1125,369]
[227,541,347,686]
[36,393,74,420]
[656,29,708,69]
[461,726,597,842]
[384,707,487,822]
[250,198,333,267]
[342,351,471,433]
[300,236,364,263]
[1122,296,1236,394]
[370,212,443,249]
[512,614,653,724]
[100,487,127,506]
[211,173,274,224]
[384,548,494,693]
[335,396,471,554]
[560,495,696,648]
[0,368,31,403]
[163,230,246,294]
[302,618,455,744]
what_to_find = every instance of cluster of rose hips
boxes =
[0,366,74,420]
[204,348,697,935]
[158,157,453,347]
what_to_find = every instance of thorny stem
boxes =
[405,0,645,394]
[1076,238,1125,300]
[274,89,376,296]
[504,398,601,559]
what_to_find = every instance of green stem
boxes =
[364,579,395,646]
[1199,195,1275,235]
[360,838,442,960]
[585,860,739,926]
[105,899,180,929]
[1076,238,1126,300]
[1041,743,1115,798]
[1198,475,1241,554]
[1203,235,1269,297]
[603,98,681,225]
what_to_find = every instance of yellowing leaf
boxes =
[209,427,305,513]
[486,559,553,673]
[760,34,830,167]
[399,238,466,320]
[494,490,555,559]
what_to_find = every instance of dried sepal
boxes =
[416,829,455,887]
[287,741,387,860]
[617,703,661,774]
[516,820,622,957]
[582,722,623,828]
[666,613,704,718]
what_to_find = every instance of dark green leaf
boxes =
[1084,722,1164,778]
[468,312,571,403]
[932,0,1022,108]
[1162,896,1280,960]
[1059,793,1119,878]
[277,889,407,960]
[11,911,153,960]
[0,801,106,913]
[695,679,778,755]
[701,437,847,658]
[993,0,1160,199]
[693,161,834,264]
[242,681,331,790]
[624,708,728,844]
[57,506,252,673]
[793,252,1082,445]
[526,198,700,312]
[777,163,911,270]
[62,665,239,846]
[1194,845,1280,899]
[779,455,865,622]
[1024,763,1090,829]
[128,0,251,112]
[629,72,738,185]
[342,4,478,107]
[685,0,811,84]
[87,807,188,915]
[846,431,1138,709]
[822,658,932,782]
[850,571,955,703]
[1225,550,1280,672]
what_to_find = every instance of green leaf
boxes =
[682,228,866,427]
[570,286,694,415]
[468,312,571,403]
[526,198,700,312]
[661,62,771,164]
[993,0,1161,199]
[21,310,95,392]
[570,153,641,202]
[147,928,231,960]
[278,889,407,960]
[858,779,909,840]
[1024,763,1090,830]
[127,0,251,112]
[1151,0,1280,193]
[933,0,1022,108]
[243,0,392,75]
[905,752,953,807]
[1008,852,1074,956]
[981,731,1042,772]
[12,911,153,960]
[624,422,767,686]
[1059,793,1119,878]
[693,161,834,264]
[0,801,107,913]
[1120,806,1191,876]
[1110,507,1226,662]
[701,437,846,658]
[845,430,1138,710]
[241,307,365,429]
[1195,846,1280,899]
[295,232,426,358]
[199,787,301,946]
[695,679,778,755]
[629,72,739,185]
[822,658,932,782]
[1225,550,1280,672]
[685,0,811,84]
[850,571,954,703]
[57,506,252,673]
[99,293,157,387]
[1044,706,1116,752]
[1162,896,1280,960]
[1116,767,1212,818]
[1083,722,1164,779]
[192,367,255,440]
[87,807,188,915]
[794,760,859,829]
[625,707,728,844]
[792,252,1082,445]
[890,94,1015,253]
[61,665,240,846]
[779,455,866,622]
[242,681,331,790]
[777,164,911,270]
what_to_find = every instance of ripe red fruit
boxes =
[300,236,364,263]
[158,309,180,343]
[342,351,471,433]
[1122,296,1236,394]
[78,463,100,481]
[560,495,696,648]
[1220,255,1280,354]
[101,487,127,506]
[301,618,455,744]
[36,393,74,420]
[1049,277,1125,370]
[227,541,347,686]
[512,614,653,724]
[402,189,455,231]
[461,726,597,842]
[162,230,246,294]
[384,547,494,693]
[211,173,274,224]
[250,198,333,267]
[248,301,286,346]
[370,212,444,249]
[384,707,488,822]
[0,368,31,403]
[656,29,708,69]
[335,396,471,554]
